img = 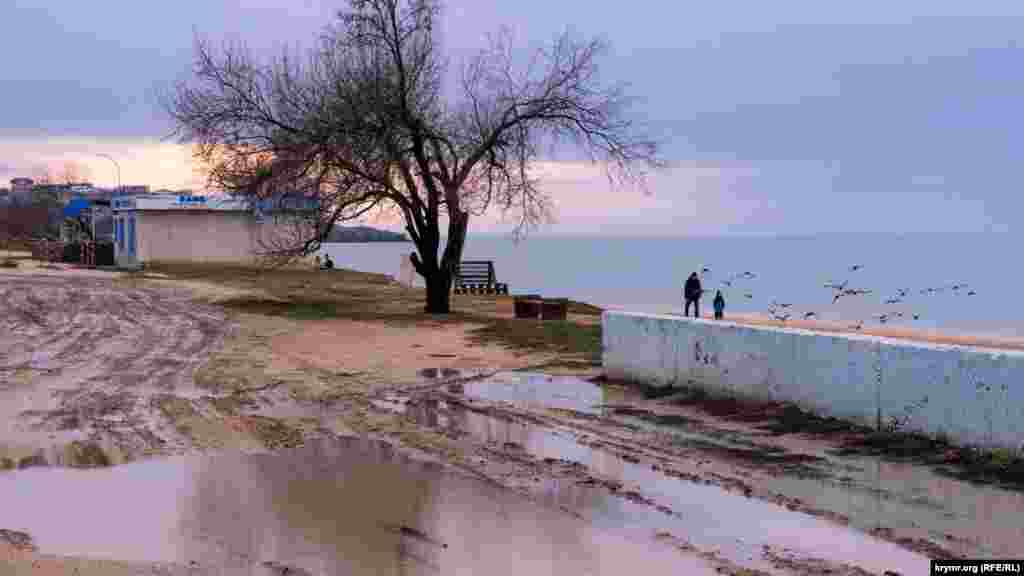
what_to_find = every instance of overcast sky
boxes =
[1,1,1022,235]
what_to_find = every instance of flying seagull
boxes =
[849,320,864,331]
[884,297,902,305]
[824,280,849,291]
[744,292,754,299]
[967,290,977,296]
[803,312,817,319]
[850,264,864,272]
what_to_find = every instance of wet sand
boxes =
[0,274,231,465]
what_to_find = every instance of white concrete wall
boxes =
[603,311,1024,451]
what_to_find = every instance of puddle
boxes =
[0,436,714,575]
[379,395,928,575]
[621,415,1024,557]
[462,372,605,415]
[456,372,1024,558]
[762,455,1024,558]
[596,399,1024,557]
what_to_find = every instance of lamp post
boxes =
[96,153,121,194]
[96,154,121,243]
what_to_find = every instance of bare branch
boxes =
[161,0,665,312]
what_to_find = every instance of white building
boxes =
[111,193,317,267]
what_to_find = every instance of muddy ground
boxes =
[1,262,1021,574]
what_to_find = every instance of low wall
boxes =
[602,311,1024,451]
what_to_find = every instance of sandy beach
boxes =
[0,259,1021,573]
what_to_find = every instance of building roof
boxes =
[112,194,251,212]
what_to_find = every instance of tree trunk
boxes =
[423,269,452,314]
[412,209,469,315]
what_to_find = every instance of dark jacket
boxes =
[684,275,702,301]
[713,292,725,311]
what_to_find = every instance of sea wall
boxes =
[602,311,1024,451]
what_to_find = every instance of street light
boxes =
[96,153,121,194]
[96,153,121,243]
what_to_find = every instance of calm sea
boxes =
[320,232,1022,338]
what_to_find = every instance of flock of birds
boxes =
[697,264,978,331]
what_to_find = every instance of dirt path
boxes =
[1,266,1020,574]
[0,272,231,466]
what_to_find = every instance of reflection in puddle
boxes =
[381,395,927,575]
[455,371,1024,559]
[463,372,605,414]
[763,456,1024,558]
[0,437,714,575]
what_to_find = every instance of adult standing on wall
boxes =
[684,272,702,318]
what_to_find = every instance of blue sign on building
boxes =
[177,195,207,204]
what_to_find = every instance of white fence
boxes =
[602,311,1024,451]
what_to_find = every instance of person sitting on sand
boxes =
[684,272,702,318]
[713,290,725,320]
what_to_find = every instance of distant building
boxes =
[10,178,33,202]
[10,177,33,190]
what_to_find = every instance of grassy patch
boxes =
[838,434,1024,489]
[153,395,200,438]
[17,452,47,469]
[143,261,396,289]
[245,416,306,450]
[219,297,344,321]
[566,300,603,316]
[64,440,111,468]
[205,394,259,416]
[465,318,602,362]
[174,263,605,360]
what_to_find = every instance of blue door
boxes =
[127,217,136,256]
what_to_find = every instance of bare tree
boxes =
[32,165,53,186]
[162,0,664,313]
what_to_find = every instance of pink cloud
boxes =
[2,136,766,236]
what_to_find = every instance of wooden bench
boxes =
[453,260,508,295]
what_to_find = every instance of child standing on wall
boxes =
[713,290,725,320]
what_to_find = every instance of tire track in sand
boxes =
[0,274,232,462]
